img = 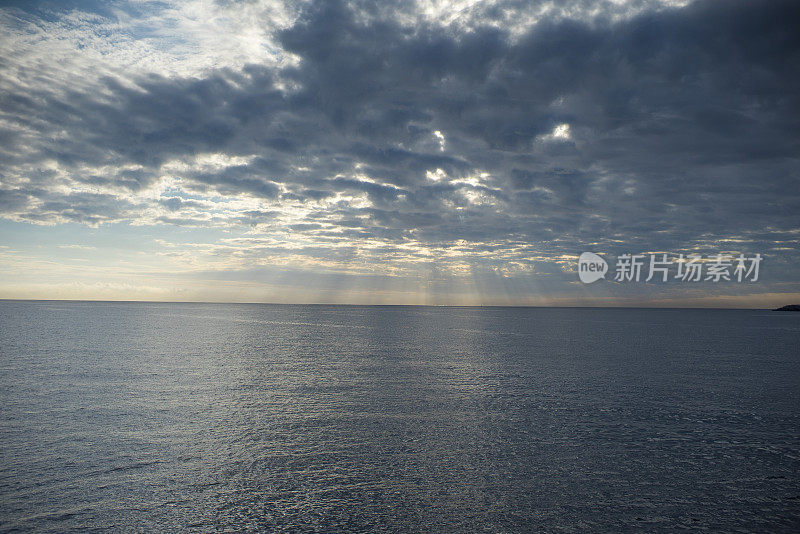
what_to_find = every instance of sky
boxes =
[0,0,798,306]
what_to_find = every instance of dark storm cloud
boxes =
[1,0,799,274]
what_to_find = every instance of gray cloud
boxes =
[0,0,799,290]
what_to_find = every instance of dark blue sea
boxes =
[1,301,799,532]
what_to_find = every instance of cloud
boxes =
[0,0,799,301]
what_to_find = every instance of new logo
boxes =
[578,252,608,284]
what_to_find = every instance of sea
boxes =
[1,301,799,532]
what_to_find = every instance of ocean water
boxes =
[0,301,799,532]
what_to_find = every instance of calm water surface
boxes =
[1,302,799,532]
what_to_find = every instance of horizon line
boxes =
[0,297,788,310]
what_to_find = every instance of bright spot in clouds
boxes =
[433,130,446,151]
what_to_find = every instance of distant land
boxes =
[774,305,800,311]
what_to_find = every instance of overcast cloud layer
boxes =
[0,0,798,305]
